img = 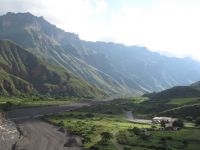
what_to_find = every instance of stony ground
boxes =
[0,120,19,150]
[14,119,83,150]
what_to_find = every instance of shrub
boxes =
[77,114,84,119]
[100,132,113,145]
[160,120,166,128]
[124,146,132,150]
[57,120,64,127]
[2,101,13,111]
[132,127,141,136]
[116,131,129,145]
[166,136,173,140]
[139,131,151,141]
[185,116,193,121]
[172,119,184,128]
[85,113,94,118]
[195,117,200,126]
[151,125,157,129]
[182,139,189,146]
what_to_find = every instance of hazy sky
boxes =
[0,0,200,60]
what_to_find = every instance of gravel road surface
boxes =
[3,102,93,150]
[126,111,152,124]
[14,119,82,150]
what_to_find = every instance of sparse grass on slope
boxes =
[0,39,106,97]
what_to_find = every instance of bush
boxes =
[124,146,132,150]
[172,119,184,128]
[85,113,94,118]
[160,137,167,143]
[116,131,129,145]
[185,116,193,121]
[100,132,113,145]
[166,136,173,141]
[151,125,157,129]
[131,127,141,135]
[139,131,151,141]
[57,121,64,127]
[195,117,200,126]
[2,101,13,111]
[182,139,189,146]
[160,120,166,128]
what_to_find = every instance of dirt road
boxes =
[4,102,92,150]
[126,111,152,124]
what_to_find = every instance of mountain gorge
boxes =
[0,12,200,96]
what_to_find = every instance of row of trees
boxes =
[160,119,184,128]
[161,117,200,128]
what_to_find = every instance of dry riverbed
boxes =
[13,119,83,150]
[0,119,19,150]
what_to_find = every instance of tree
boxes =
[101,132,113,140]
[160,120,166,128]
[100,132,113,145]
[2,101,13,111]
[57,121,64,127]
[132,127,141,135]
[195,117,200,126]
[172,119,184,128]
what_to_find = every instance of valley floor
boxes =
[1,97,200,150]
[13,119,82,150]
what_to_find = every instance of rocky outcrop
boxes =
[0,113,19,150]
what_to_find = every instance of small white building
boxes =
[152,116,175,124]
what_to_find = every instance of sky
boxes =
[0,0,200,60]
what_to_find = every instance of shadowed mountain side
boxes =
[0,12,129,96]
[144,81,200,100]
[0,40,105,97]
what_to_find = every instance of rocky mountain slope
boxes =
[0,40,105,97]
[1,12,200,96]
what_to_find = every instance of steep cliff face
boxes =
[0,40,105,97]
[0,12,127,95]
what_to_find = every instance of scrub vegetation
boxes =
[46,97,200,150]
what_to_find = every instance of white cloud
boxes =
[105,0,200,60]
[0,0,200,60]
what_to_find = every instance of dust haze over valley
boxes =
[1,0,200,150]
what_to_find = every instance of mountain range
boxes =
[0,12,200,97]
[0,39,105,97]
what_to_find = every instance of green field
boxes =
[0,96,78,111]
[167,97,200,106]
[46,109,200,150]
[116,128,200,150]
[47,112,151,149]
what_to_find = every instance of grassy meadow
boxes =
[0,96,79,111]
